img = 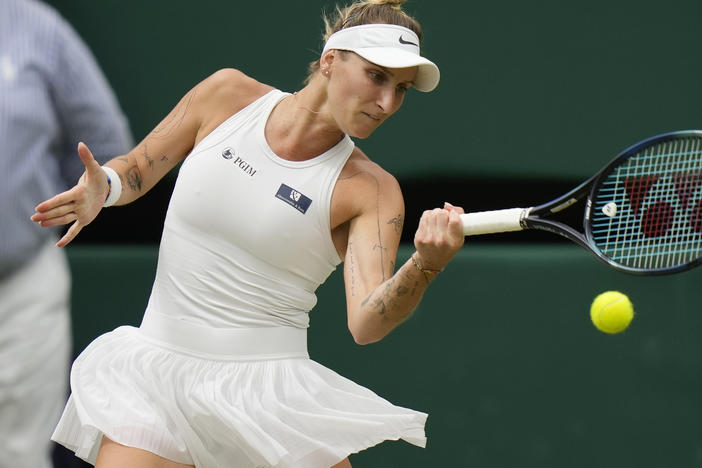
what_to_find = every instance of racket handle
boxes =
[460,208,528,236]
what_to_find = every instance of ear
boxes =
[320,50,336,75]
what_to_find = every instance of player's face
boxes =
[326,52,417,139]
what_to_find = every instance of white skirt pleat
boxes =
[52,313,427,468]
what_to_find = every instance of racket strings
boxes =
[591,135,702,270]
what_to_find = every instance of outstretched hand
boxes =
[413,202,465,272]
[32,142,109,247]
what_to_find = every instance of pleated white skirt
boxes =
[52,311,427,467]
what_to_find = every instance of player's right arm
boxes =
[32,68,271,246]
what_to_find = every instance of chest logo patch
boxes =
[222,147,257,178]
[275,183,312,214]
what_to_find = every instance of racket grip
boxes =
[460,208,528,236]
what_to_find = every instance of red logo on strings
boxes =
[625,173,702,238]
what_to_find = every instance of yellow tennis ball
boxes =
[590,291,634,334]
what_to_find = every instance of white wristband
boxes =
[102,166,122,207]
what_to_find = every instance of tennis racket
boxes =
[460,130,702,275]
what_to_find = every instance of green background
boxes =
[47,0,701,179]
[45,0,702,466]
[67,246,702,467]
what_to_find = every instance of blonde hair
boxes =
[304,0,423,83]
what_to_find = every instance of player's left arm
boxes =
[341,162,464,345]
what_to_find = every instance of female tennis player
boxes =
[33,0,464,466]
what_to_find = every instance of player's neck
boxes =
[265,90,343,161]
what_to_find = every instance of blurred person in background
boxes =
[0,1,133,467]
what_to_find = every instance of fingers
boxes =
[415,208,463,247]
[444,201,465,214]
[419,202,465,235]
[34,145,96,214]
[413,202,466,270]
[31,205,78,227]
[443,202,465,237]
[417,208,463,243]
[32,180,96,228]
[423,207,449,231]
[33,184,84,218]
[77,142,98,170]
[57,220,83,247]
[33,187,78,214]
[77,142,108,190]
[31,143,104,245]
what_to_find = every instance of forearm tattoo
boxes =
[126,165,142,192]
[362,266,420,320]
[362,281,390,317]
[141,142,154,169]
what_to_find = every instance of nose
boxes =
[376,86,398,114]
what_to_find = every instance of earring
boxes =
[323,68,329,76]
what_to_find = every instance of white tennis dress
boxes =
[52,90,427,467]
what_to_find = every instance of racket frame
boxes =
[462,130,702,275]
[582,130,702,274]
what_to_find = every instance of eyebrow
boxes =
[361,57,415,87]
[383,67,415,88]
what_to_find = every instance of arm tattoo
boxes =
[388,214,403,235]
[410,280,420,296]
[372,281,393,317]
[369,176,388,280]
[348,242,357,297]
[340,170,391,280]
[141,143,154,169]
[125,166,143,192]
[377,300,388,316]
[150,89,197,140]
[362,294,387,316]
[361,288,387,317]
[362,278,413,319]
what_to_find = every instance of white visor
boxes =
[321,24,440,92]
